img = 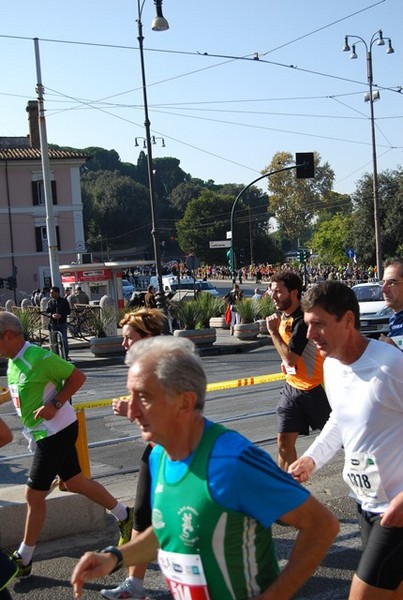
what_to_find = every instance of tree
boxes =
[169,178,216,218]
[81,170,150,250]
[263,151,334,247]
[310,213,354,264]
[176,190,241,263]
[351,168,403,264]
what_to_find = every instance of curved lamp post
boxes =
[343,30,394,280]
[136,0,169,312]
[230,154,314,282]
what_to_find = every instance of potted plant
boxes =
[256,295,276,335]
[174,296,217,347]
[233,298,260,340]
[89,306,125,356]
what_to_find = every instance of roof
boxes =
[0,148,88,161]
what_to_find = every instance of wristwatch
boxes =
[50,397,63,409]
[100,546,124,573]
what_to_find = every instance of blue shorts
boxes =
[357,504,403,590]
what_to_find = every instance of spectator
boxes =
[144,285,157,309]
[224,283,244,335]
[45,286,71,359]
[71,336,338,600]
[73,286,90,305]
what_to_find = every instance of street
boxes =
[0,343,360,599]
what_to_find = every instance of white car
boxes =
[195,280,220,296]
[352,282,391,338]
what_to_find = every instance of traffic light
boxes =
[298,250,304,262]
[295,152,315,179]
[304,250,311,261]
[226,249,233,271]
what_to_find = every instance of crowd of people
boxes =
[1,259,402,598]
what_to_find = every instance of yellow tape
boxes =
[74,373,285,411]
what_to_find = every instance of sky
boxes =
[0,0,402,197]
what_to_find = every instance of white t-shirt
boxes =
[304,338,403,513]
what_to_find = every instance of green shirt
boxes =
[8,343,75,441]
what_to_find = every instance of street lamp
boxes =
[343,30,394,280]
[136,0,169,312]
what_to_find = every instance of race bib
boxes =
[158,550,210,600]
[9,384,21,416]
[343,452,388,505]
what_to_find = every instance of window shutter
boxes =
[32,182,39,206]
[56,226,61,250]
[35,227,42,251]
[51,180,57,205]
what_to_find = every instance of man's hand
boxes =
[378,334,397,347]
[52,313,61,320]
[112,397,129,417]
[34,403,58,421]
[288,456,316,483]
[71,551,117,599]
[380,491,403,527]
[266,313,281,335]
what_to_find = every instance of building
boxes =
[0,101,87,304]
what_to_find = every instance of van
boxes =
[149,274,196,294]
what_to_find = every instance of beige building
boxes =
[0,101,87,304]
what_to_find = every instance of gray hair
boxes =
[125,336,207,411]
[0,312,23,336]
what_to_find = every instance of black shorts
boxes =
[27,421,81,491]
[133,444,152,532]
[277,382,331,435]
[356,505,403,590]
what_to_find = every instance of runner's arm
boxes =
[255,496,339,600]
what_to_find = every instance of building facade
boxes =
[0,101,87,304]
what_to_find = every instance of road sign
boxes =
[345,248,355,259]
[226,231,232,240]
[209,240,232,248]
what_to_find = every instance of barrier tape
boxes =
[74,372,285,411]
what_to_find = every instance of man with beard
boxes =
[266,271,331,470]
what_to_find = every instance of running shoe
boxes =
[100,577,146,599]
[9,551,32,578]
[117,506,134,546]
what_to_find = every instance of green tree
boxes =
[169,178,216,218]
[351,168,403,264]
[263,151,334,247]
[310,213,354,264]
[176,190,241,263]
[82,170,150,250]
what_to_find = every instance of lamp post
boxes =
[343,30,394,280]
[230,154,314,282]
[136,0,169,312]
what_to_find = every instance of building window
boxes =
[35,226,60,252]
[32,180,57,206]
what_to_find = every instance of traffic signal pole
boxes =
[230,154,314,279]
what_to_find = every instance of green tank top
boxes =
[152,423,280,599]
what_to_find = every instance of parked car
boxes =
[352,282,391,338]
[195,280,220,296]
[122,279,135,300]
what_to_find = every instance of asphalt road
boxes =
[0,315,362,599]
